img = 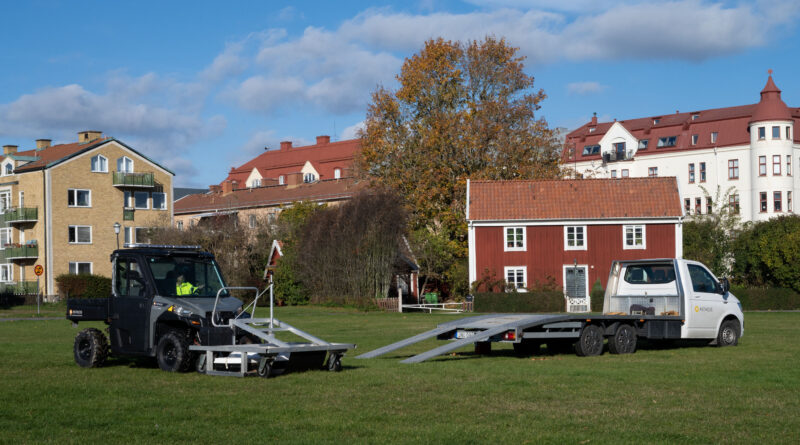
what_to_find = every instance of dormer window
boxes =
[117,156,133,173]
[653,118,660,125]
[303,173,316,183]
[588,127,596,133]
[691,134,698,145]
[692,114,699,120]
[334,168,341,179]
[638,139,649,150]
[711,132,718,143]
[4,164,12,175]
[91,154,108,173]
[581,145,600,155]
[657,136,677,148]
[251,179,261,188]
[278,175,285,185]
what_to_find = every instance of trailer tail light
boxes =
[503,331,516,341]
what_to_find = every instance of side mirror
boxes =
[719,278,730,297]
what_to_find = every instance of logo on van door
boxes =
[694,305,712,313]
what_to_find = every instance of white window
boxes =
[711,132,718,143]
[124,227,133,244]
[0,264,12,282]
[152,192,166,210]
[251,179,261,188]
[134,191,149,209]
[623,225,646,249]
[67,189,91,207]
[135,227,150,244]
[334,168,341,179]
[117,156,134,173]
[691,134,698,145]
[611,170,617,178]
[4,163,13,175]
[504,267,527,291]
[0,191,10,211]
[0,227,11,249]
[18,191,23,207]
[564,226,587,250]
[68,225,92,244]
[504,227,525,251]
[249,214,256,229]
[176,221,184,230]
[278,175,285,185]
[91,155,108,173]
[303,173,316,183]
[69,262,92,275]
[621,169,629,178]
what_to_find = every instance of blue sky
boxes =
[1,0,799,187]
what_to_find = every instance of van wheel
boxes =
[608,324,637,354]
[156,331,193,372]
[716,319,740,347]
[74,328,109,368]
[575,325,604,357]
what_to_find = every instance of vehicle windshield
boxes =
[147,255,228,298]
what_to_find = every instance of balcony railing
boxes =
[2,207,38,224]
[0,280,39,295]
[113,171,154,188]
[602,150,633,163]
[1,244,38,260]
[123,208,135,221]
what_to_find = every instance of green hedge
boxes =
[55,274,111,299]
[473,291,565,313]
[731,286,800,311]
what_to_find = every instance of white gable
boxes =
[245,168,263,187]
[598,122,640,159]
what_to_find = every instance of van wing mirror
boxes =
[719,278,730,296]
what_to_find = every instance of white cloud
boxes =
[567,81,606,95]
[340,121,365,140]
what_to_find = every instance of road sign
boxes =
[34,264,44,276]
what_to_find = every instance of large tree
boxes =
[356,37,562,253]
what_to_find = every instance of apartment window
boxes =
[249,214,256,229]
[772,126,780,139]
[564,226,586,250]
[688,164,695,183]
[621,169,629,178]
[69,262,92,275]
[134,191,149,209]
[117,156,134,173]
[251,179,261,188]
[124,227,133,244]
[91,155,108,173]
[504,227,525,251]
[334,168,342,179]
[278,175,285,185]
[68,225,92,244]
[611,170,617,178]
[774,192,782,212]
[0,227,11,248]
[18,191,23,207]
[657,136,677,147]
[648,167,658,177]
[176,221,184,231]
[151,192,166,210]
[614,142,626,157]
[684,198,691,214]
[773,155,781,175]
[789,192,793,212]
[787,156,792,176]
[760,192,767,212]
[582,145,600,155]
[729,194,740,214]
[135,227,150,244]
[504,267,527,291]
[4,164,13,175]
[728,159,739,179]
[303,173,316,183]
[711,132,718,143]
[691,134,698,145]
[67,189,91,207]
[623,225,645,249]
[695,198,702,214]
[758,127,765,140]
[0,191,9,211]
[638,140,648,150]
[759,156,767,176]
[787,126,792,140]
[0,264,12,282]
[706,197,713,214]
[699,162,706,182]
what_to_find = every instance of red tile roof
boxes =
[2,138,111,172]
[468,177,682,221]
[175,178,366,214]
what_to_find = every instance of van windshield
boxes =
[623,264,675,284]
[147,255,228,298]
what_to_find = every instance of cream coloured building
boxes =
[0,131,174,297]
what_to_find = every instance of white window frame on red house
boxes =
[504,266,527,291]
[564,225,587,250]
[504,226,526,251]
[622,225,646,250]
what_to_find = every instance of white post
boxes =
[269,283,274,328]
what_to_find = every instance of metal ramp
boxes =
[356,313,575,363]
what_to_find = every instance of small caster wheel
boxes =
[195,354,207,374]
[326,354,342,372]
[257,357,273,378]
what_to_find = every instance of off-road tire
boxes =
[156,330,193,372]
[608,324,637,354]
[716,319,740,347]
[73,328,109,368]
[574,324,604,357]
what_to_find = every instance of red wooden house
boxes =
[467,177,683,311]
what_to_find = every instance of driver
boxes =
[176,273,204,296]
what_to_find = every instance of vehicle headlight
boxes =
[168,305,193,317]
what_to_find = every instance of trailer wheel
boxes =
[326,353,342,372]
[608,324,637,354]
[575,325,604,357]
[156,331,193,372]
[73,328,109,368]
[716,319,740,347]
[257,357,273,378]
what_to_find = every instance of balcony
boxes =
[113,171,154,188]
[2,207,38,224]
[123,208,135,221]
[2,244,38,261]
[602,150,633,163]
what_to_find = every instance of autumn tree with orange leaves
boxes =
[356,37,562,290]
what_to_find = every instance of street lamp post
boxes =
[113,222,121,249]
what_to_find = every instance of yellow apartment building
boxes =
[0,131,174,297]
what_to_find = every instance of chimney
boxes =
[285,172,303,188]
[590,112,597,126]
[316,135,330,145]
[78,130,103,143]
[280,141,292,151]
[3,145,18,155]
[36,139,52,150]
[221,180,234,195]
[209,185,221,194]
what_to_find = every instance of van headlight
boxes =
[168,305,193,317]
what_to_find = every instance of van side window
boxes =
[687,264,718,293]
[624,265,675,284]
[115,258,146,297]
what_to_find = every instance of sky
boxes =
[1,0,799,188]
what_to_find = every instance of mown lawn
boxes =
[0,306,797,444]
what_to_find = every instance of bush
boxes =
[55,274,111,299]
[473,291,565,313]
[732,215,800,291]
[731,286,800,311]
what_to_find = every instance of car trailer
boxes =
[191,285,356,377]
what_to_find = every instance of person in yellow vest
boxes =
[176,273,203,296]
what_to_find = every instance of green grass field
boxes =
[1,305,798,444]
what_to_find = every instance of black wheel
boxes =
[716,319,740,347]
[574,324,604,357]
[513,341,540,357]
[73,328,108,368]
[257,357,273,378]
[326,354,342,372]
[195,353,207,374]
[608,324,637,354]
[156,330,193,372]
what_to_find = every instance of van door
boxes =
[685,263,723,338]
[109,256,152,354]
